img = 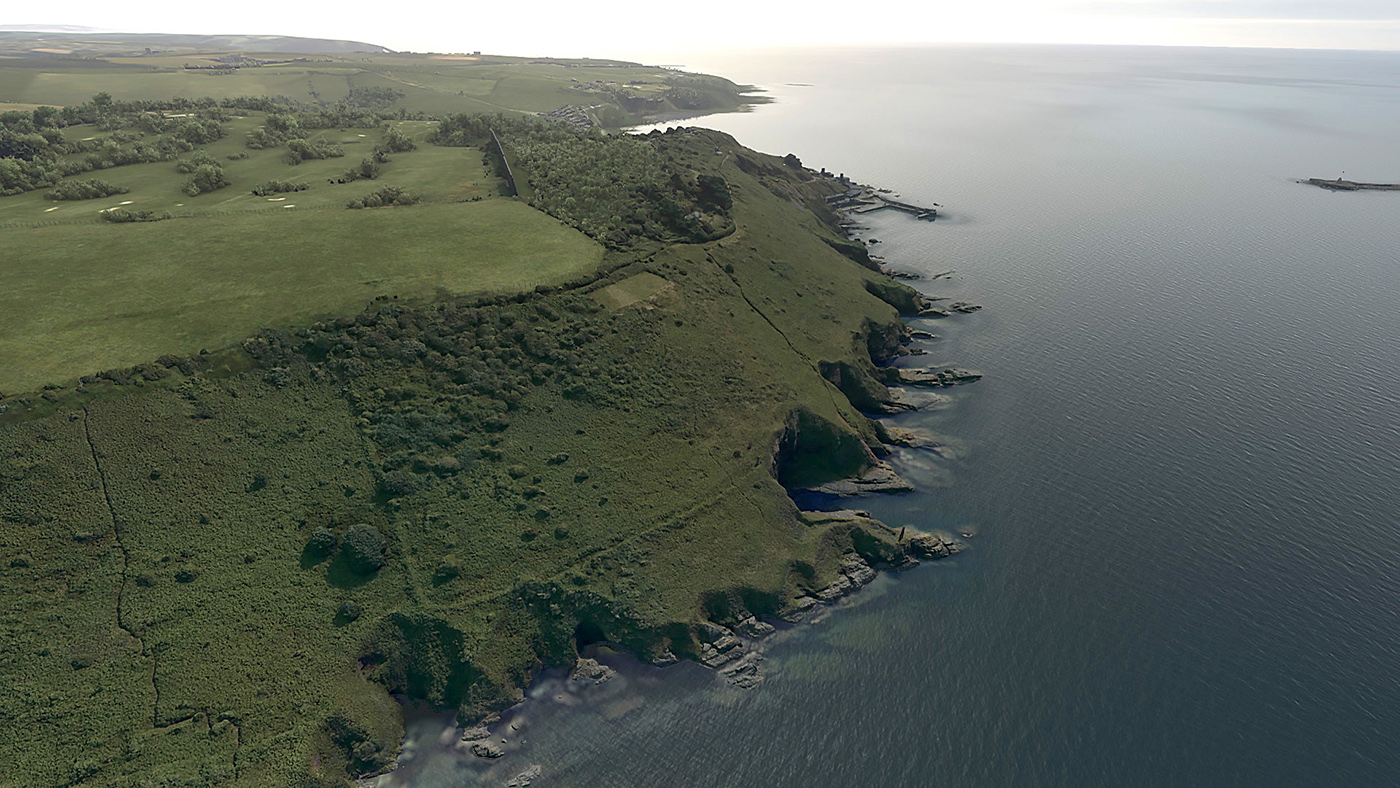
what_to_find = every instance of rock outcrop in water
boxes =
[802,461,917,496]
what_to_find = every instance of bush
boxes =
[251,179,309,196]
[337,600,363,622]
[346,185,421,209]
[286,137,344,164]
[183,163,229,196]
[46,178,128,201]
[378,126,416,153]
[341,524,386,572]
[337,157,381,184]
[174,150,219,173]
[307,527,337,555]
[696,174,733,210]
[101,208,173,223]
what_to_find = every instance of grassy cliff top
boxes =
[0,89,930,787]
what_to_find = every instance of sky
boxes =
[9,0,1400,56]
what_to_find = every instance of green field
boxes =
[0,200,602,393]
[0,118,495,226]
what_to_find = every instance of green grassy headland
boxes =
[0,55,933,788]
[0,33,765,129]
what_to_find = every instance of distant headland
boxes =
[1305,177,1400,192]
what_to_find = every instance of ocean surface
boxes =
[379,45,1400,786]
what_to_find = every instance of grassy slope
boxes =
[0,115,603,393]
[0,199,601,393]
[0,130,918,787]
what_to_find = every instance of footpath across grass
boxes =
[0,199,602,393]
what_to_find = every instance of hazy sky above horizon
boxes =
[10,0,1400,56]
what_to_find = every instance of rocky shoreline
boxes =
[411,176,984,776]
[446,516,963,766]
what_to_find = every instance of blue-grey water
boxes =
[380,45,1400,786]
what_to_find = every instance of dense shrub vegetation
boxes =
[100,207,173,223]
[286,137,345,164]
[0,95,234,195]
[346,185,420,209]
[431,114,733,247]
[45,178,128,200]
[182,162,230,196]
[378,125,416,153]
[251,179,309,196]
[342,524,388,573]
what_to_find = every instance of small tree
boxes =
[307,527,337,555]
[341,524,386,572]
[183,163,229,196]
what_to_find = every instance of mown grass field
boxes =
[0,199,602,393]
[0,117,494,226]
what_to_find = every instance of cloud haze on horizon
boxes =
[7,0,1400,56]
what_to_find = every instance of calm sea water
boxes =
[381,45,1400,786]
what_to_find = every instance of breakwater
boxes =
[826,185,939,220]
[1305,177,1400,192]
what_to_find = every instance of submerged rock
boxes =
[699,640,744,668]
[881,426,945,451]
[890,554,920,571]
[460,725,492,743]
[780,595,820,623]
[896,368,982,387]
[948,301,983,313]
[569,658,616,685]
[803,461,915,496]
[733,616,777,639]
[719,651,764,689]
[867,395,919,415]
[471,741,505,759]
[506,765,543,787]
[908,534,958,559]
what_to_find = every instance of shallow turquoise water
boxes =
[382,45,1400,786]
